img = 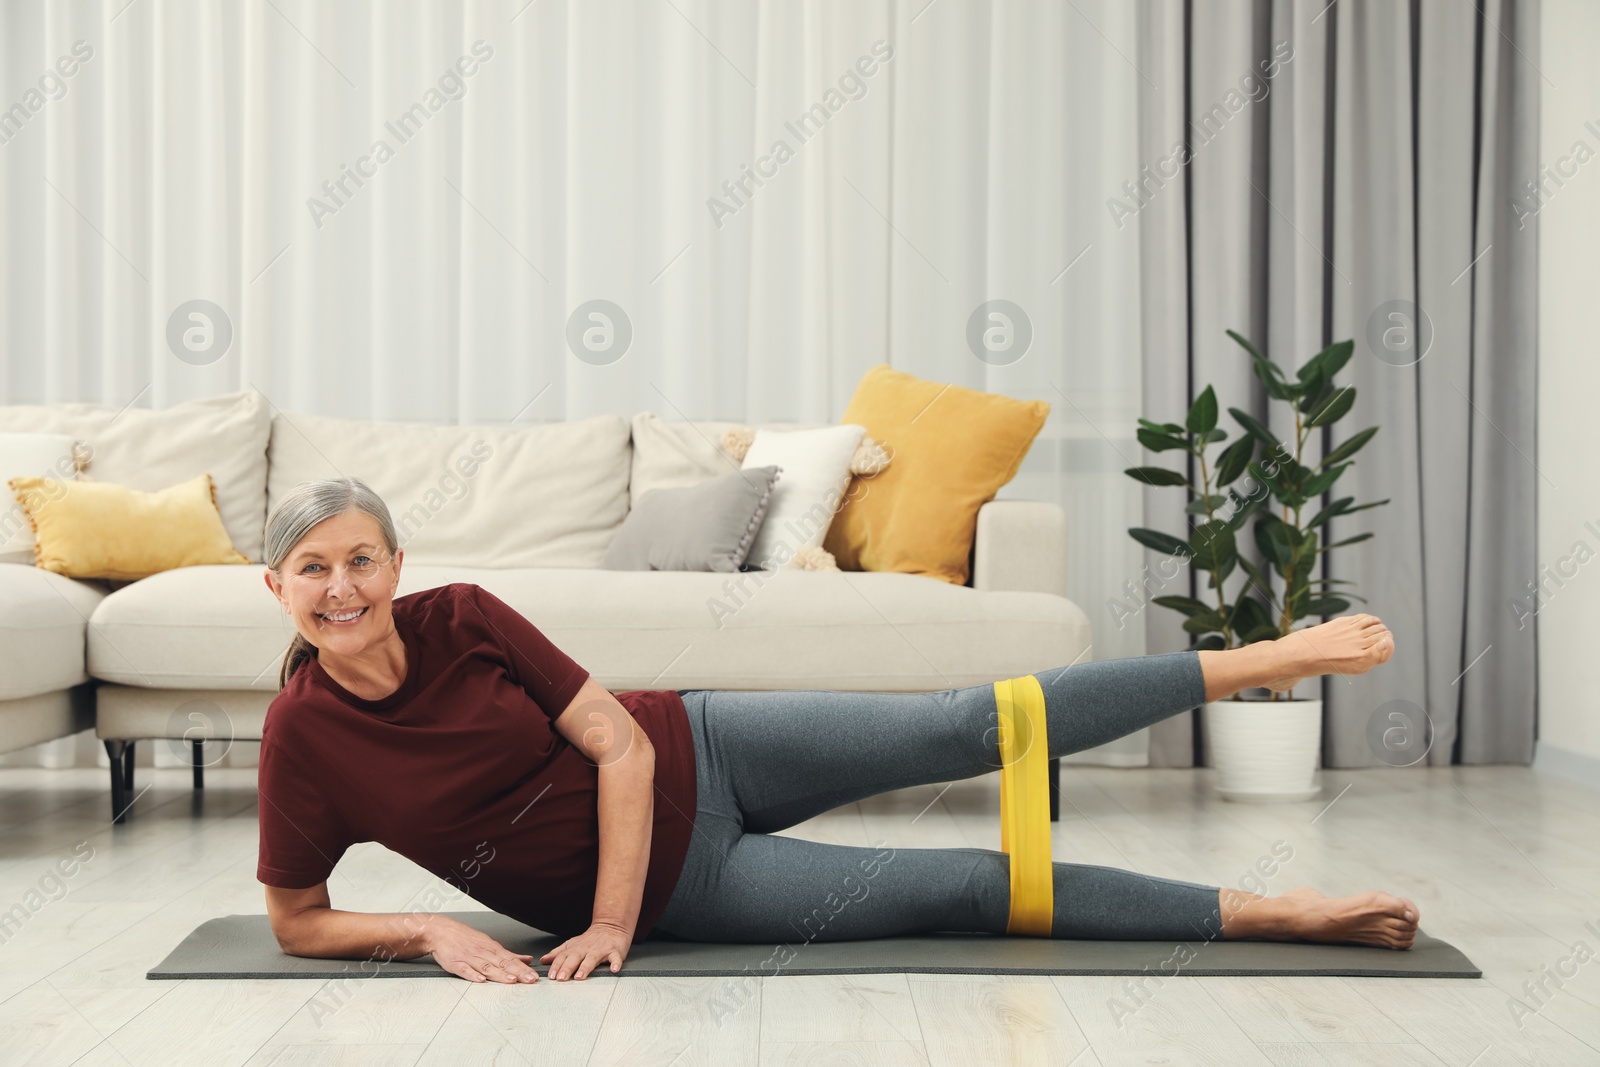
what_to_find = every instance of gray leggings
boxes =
[650,650,1228,944]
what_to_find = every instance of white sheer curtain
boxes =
[0,0,1150,769]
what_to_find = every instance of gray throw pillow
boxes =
[602,465,781,572]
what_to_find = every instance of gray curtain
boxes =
[1135,0,1538,768]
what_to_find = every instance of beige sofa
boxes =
[0,390,1089,823]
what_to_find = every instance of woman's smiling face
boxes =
[265,510,403,655]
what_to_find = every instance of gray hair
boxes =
[265,477,399,689]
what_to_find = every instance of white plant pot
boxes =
[1201,698,1322,803]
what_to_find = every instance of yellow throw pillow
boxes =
[822,364,1049,585]
[7,472,250,580]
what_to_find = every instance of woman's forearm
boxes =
[278,907,438,962]
[592,740,655,937]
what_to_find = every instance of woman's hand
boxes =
[425,915,541,984]
[539,921,632,980]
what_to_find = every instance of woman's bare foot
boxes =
[1222,885,1419,949]
[1262,614,1395,693]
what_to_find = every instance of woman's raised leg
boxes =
[694,612,1394,834]
[690,649,1205,835]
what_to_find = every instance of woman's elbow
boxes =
[602,734,654,772]
[272,920,307,957]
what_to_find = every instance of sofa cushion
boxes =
[13,472,250,580]
[741,425,864,563]
[823,364,1049,586]
[88,564,287,690]
[266,412,631,569]
[602,466,780,572]
[0,432,79,565]
[86,563,1090,693]
[0,564,111,700]
[627,412,829,508]
[0,390,272,564]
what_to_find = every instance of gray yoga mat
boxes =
[148,912,1481,980]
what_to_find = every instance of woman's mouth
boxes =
[318,606,368,626]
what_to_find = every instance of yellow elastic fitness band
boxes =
[993,675,1053,937]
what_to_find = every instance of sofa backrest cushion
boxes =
[627,412,829,507]
[266,411,632,569]
[0,390,271,563]
[0,432,77,565]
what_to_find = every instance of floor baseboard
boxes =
[1532,739,1600,791]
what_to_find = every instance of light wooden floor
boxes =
[0,763,1596,1066]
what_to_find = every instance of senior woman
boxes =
[259,477,1416,985]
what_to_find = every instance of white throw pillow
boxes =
[626,412,830,508]
[740,424,865,567]
[0,433,79,565]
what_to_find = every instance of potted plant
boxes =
[1124,330,1388,802]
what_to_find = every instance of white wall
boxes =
[1536,0,1600,771]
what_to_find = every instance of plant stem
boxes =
[1271,407,1312,703]
[1195,444,1233,649]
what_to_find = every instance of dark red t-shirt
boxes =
[256,582,697,941]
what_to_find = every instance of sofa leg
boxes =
[192,739,205,791]
[1049,756,1060,822]
[104,740,135,824]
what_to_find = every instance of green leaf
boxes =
[1188,520,1237,573]
[1187,385,1218,435]
[1202,427,1229,444]
[1254,517,1293,568]
[1302,461,1352,498]
[1297,369,1329,412]
[1184,493,1229,515]
[1192,634,1228,651]
[1225,331,1298,399]
[1307,385,1357,427]
[1343,498,1390,515]
[1293,527,1321,563]
[1229,408,1283,452]
[1286,583,1311,620]
[1226,329,1271,365]
[1129,527,1193,556]
[1241,624,1283,643]
[1137,428,1190,453]
[1319,426,1379,469]
[1231,595,1275,637]
[1152,595,1213,617]
[1215,435,1256,486]
[1307,496,1355,530]
[1224,489,1266,531]
[1318,532,1375,552]
[1312,339,1355,380]
[1306,596,1351,615]
[1252,358,1296,401]
[1125,466,1190,487]
[1246,460,1288,504]
[1182,612,1227,635]
[1138,417,1185,434]
[1236,554,1274,598]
